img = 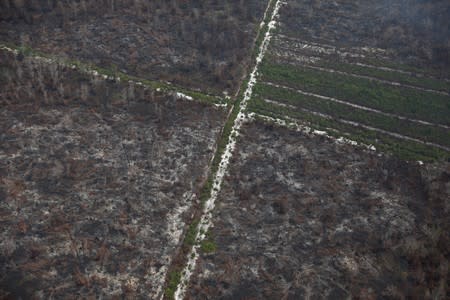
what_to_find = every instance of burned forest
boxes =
[1,0,449,299]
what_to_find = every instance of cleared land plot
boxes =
[248,98,449,162]
[310,60,450,93]
[253,83,450,148]
[260,63,450,126]
[252,48,450,161]
[0,50,227,299]
[187,120,449,299]
[251,59,450,161]
[252,0,450,162]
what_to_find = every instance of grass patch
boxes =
[200,240,217,254]
[164,270,182,300]
[184,219,200,247]
[200,231,217,254]
[260,62,450,125]
[271,34,449,79]
[254,83,450,148]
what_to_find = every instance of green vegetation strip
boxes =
[165,271,182,300]
[260,62,450,125]
[251,0,277,63]
[200,0,278,202]
[248,98,449,162]
[184,220,200,247]
[311,59,450,93]
[85,64,225,106]
[1,43,225,106]
[254,83,450,148]
[200,85,245,203]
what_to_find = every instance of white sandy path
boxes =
[172,1,285,299]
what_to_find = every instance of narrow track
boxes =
[172,1,284,299]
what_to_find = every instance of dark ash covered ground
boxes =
[0,0,270,95]
[188,120,449,299]
[0,49,227,299]
[279,0,450,72]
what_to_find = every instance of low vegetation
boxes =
[200,231,217,254]
[254,83,450,148]
[165,271,182,300]
[260,62,450,125]
[311,58,450,92]
[248,97,449,162]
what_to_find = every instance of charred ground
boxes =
[0,49,227,298]
[0,0,269,95]
[279,0,450,71]
[0,0,449,299]
[188,120,449,299]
